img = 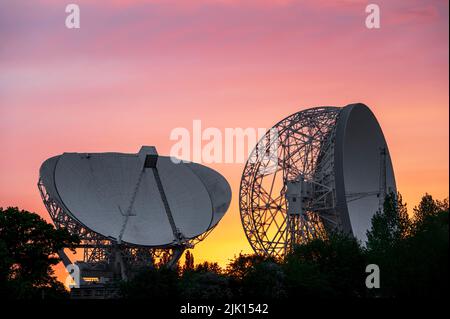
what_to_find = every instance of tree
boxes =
[193,261,222,274]
[179,261,231,300]
[413,193,448,230]
[284,233,367,298]
[366,192,410,253]
[225,253,267,281]
[0,207,79,299]
[182,250,195,273]
[239,259,286,299]
[401,194,449,297]
[365,194,449,297]
[225,253,271,298]
[120,267,179,299]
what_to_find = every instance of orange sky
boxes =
[0,0,448,282]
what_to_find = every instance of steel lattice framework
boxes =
[38,179,196,274]
[239,107,343,258]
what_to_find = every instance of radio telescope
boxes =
[239,103,396,258]
[38,146,231,296]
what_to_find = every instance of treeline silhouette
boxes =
[0,207,79,299]
[121,193,449,299]
[0,193,448,299]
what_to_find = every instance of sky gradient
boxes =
[0,0,448,281]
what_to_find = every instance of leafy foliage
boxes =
[120,266,179,299]
[284,233,366,297]
[226,254,286,299]
[3,191,448,300]
[179,261,231,300]
[121,192,448,299]
[366,192,410,253]
[365,193,449,297]
[0,207,79,299]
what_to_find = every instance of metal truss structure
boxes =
[239,107,342,258]
[38,179,192,285]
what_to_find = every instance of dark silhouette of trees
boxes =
[182,250,195,272]
[366,192,410,254]
[193,261,222,274]
[179,260,231,300]
[226,254,286,299]
[413,194,448,229]
[4,191,446,300]
[225,253,267,281]
[401,194,448,297]
[0,207,79,299]
[120,266,179,299]
[284,233,366,298]
[121,258,230,299]
[120,192,448,299]
[366,193,449,297]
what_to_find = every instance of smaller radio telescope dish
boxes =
[38,146,231,290]
[239,103,396,258]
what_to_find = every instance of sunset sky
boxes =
[0,0,448,282]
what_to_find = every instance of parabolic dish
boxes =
[39,146,231,247]
[334,104,396,242]
[239,103,396,257]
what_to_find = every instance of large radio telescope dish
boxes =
[239,103,396,258]
[38,146,231,291]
